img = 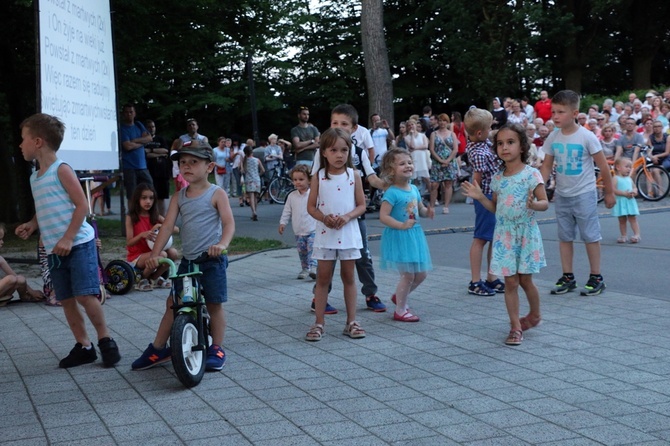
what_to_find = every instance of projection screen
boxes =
[38,0,119,170]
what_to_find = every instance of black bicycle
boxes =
[259,161,294,204]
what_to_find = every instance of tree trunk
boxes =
[563,44,582,93]
[361,0,394,129]
[632,53,654,90]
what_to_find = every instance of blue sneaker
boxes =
[311,298,338,314]
[365,295,387,312]
[132,343,171,370]
[206,344,226,371]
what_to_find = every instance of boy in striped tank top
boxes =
[15,114,121,368]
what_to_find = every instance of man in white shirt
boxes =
[369,113,395,166]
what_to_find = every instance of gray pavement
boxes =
[2,196,670,444]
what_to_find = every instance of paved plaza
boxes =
[2,242,670,445]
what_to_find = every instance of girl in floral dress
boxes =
[462,123,549,346]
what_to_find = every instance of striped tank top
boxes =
[30,159,95,253]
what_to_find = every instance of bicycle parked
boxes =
[258,161,294,205]
[596,145,670,202]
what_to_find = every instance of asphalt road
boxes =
[232,193,670,301]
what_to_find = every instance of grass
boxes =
[2,218,283,261]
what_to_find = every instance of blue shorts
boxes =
[554,190,601,243]
[173,255,229,304]
[48,239,99,301]
[473,195,495,242]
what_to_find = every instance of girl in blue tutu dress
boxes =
[611,158,641,243]
[379,148,434,322]
[462,123,548,346]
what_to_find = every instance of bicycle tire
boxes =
[171,313,206,387]
[269,176,294,204]
[635,165,670,201]
[104,260,136,295]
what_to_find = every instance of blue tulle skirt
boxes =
[380,225,432,273]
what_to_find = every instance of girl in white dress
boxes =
[305,128,367,341]
[404,119,431,193]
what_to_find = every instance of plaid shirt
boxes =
[467,141,500,195]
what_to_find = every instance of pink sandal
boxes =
[520,314,542,331]
[393,311,420,322]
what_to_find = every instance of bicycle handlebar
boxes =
[157,250,228,277]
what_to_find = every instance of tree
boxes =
[361,0,394,129]
[0,0,37,223]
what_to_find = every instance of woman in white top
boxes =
[404,119,430,191]
[507,100,528,127]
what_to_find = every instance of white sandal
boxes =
[305,324,324,341]
[154,277,172,289]
[342,321,366,339]
[136,279,153,292]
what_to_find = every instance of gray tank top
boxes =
[178,184,222,260]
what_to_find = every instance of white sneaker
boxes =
[308,268,317,279]
[297,269,309,280]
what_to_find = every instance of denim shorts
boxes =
[173,255,228,304]
[48,239,99,301]
[473,195,495,242]
[554,190,602,243]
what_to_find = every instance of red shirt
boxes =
[534,99,552,123]
[452,122,467,154]
[127,215,152,261]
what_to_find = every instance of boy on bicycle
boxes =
[16,113,121,368]
[132,141,235,371]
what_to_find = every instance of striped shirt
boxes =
[30,159,94,253]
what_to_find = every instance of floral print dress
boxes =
[489,165,546,277]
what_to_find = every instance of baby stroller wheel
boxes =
[104,260,136,295]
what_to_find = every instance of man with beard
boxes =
[291,106,320,168]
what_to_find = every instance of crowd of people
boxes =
[2,87,669,374]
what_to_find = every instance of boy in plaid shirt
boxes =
[464,108,502,296]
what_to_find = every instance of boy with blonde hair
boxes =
[464,108,503,296]
[16,113,121,368]
[540,90,615,296]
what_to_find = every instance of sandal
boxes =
[617,236,628,244]
[136,279,153,292]
[45,294,61,307]
[154,277,172,289]
[505,329,523,346]
[305,324,324,342]
[520,314,542,331]
[393,310,420,322]
[390,294,411,312]
[485,278,505,293]
[630,235,641,244]
[342,321,366,339]
[0,295,13,307]
[468,280,495,296]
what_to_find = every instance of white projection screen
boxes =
[38,0,119,171]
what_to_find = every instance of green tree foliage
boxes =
[2,0,669,223]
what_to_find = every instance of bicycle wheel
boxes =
[104,260,136,295]
[269,177,294,204]
[171,313,206,387]
[635,165,670,201]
